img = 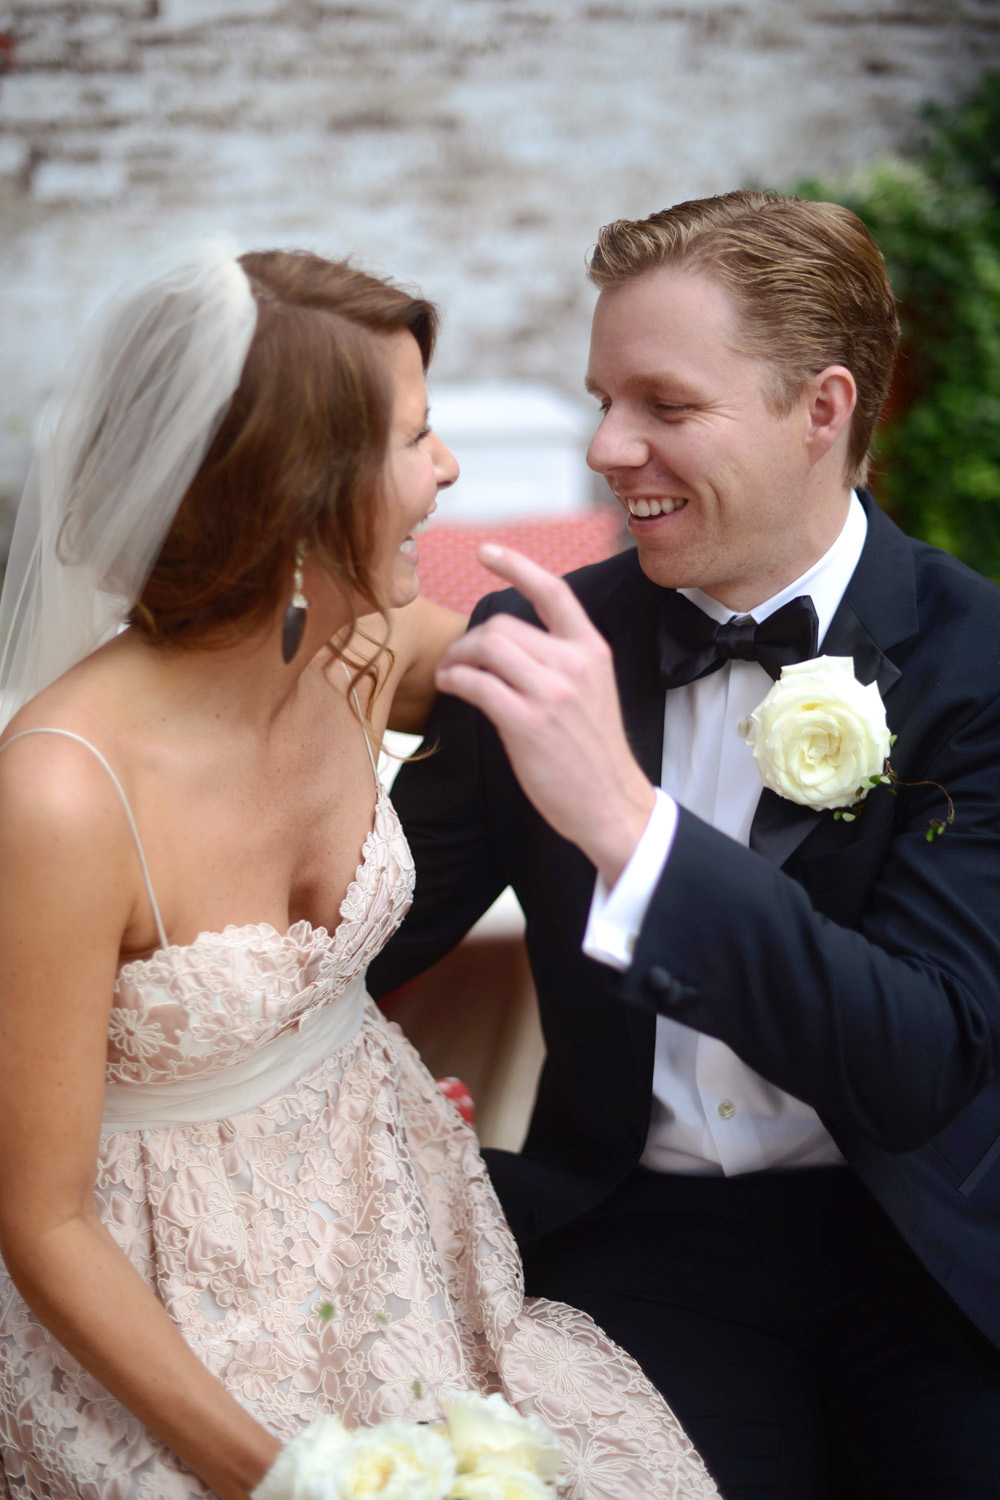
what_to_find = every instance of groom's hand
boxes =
[434,544,656,886]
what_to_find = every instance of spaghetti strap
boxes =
[341,662,382,790]
[0,728,170,952]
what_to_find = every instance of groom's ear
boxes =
[803,365,856,467]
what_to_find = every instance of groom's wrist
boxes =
[583,791,679,971]
[587,777,659,888]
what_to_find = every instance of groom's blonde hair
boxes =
[587,189,900,485]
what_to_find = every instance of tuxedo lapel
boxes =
[820,601,902,698]
[578,555,665,1089]
[748,789,825,867]
[594,557,666,783]
[749,493,917,869]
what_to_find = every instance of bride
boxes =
[0,244,716,1500]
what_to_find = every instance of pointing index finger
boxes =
[477,543,592,639]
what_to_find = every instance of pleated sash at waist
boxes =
[101,974,368,1132]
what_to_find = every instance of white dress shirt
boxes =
[583,493,869,1175]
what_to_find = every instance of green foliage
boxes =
[797,74,1000,581]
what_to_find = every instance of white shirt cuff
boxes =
[582,790,679,971]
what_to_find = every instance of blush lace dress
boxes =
[0,727,717,1500]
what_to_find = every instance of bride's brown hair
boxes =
[129,250,437,650]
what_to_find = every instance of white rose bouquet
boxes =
[739,655,892,814]
[252,1392,565,1500]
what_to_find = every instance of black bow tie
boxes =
[656,591,819,690]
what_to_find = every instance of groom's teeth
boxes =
[626,497,687,517]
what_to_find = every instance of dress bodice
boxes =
[107,784,414,1087]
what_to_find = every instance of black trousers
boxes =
[523,1166,1000,1499]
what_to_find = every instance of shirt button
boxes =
[717,1100,736,1119]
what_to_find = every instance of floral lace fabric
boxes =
[0,783,717,1500]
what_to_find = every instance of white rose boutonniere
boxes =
[740,655,892,813]
[740,655,955,838]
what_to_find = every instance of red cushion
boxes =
[417,510,626,615]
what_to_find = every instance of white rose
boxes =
[317,1421,456,1500]
[447,1456,555,1500]
[441,1394,563,1482]
[252,1417,455,1500]
[252,1416,351,1500]
[740,655,892,812]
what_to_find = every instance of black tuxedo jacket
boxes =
[368,493,1000,1348]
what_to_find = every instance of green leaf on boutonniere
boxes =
[835,757,955,839]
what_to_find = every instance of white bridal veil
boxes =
[0,239,258,730]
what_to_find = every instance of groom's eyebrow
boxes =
[584,371,704,400]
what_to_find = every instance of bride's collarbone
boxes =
[119,772,381,961]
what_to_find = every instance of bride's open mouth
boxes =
[398,513,432,557]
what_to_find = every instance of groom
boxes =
[368,190,1000,1497]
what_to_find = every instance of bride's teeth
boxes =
[399,537,417,554]
[412,516,430,535]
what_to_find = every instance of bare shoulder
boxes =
[0,718,119,817]
[392,594,467,661]
[0,699,144,949]
[0,658,129,810]
[345,596,460,669]
[384,596,468,734]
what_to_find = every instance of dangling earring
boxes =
[281,540,310,664]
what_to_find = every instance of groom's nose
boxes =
[586,407,648,475]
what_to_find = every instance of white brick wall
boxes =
[1,0,999,495]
